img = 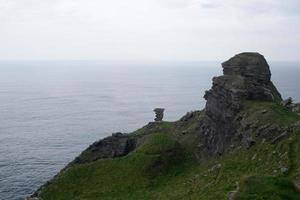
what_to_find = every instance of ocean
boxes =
[0,61,299,200]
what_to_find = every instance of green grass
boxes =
[235,176,300,200]
[231,132,300,200]
[40,132,300,200]
[40,133,195,200]
[39,102,300,200]
[243,101,300,126]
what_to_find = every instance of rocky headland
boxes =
[28,53,300,200]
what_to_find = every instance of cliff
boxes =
[200,52,282,155]
[28,53,300,200]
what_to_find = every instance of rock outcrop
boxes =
[204,52,281,122]
[200,53,282,155]
[154,108,164,122]
[73,132,137,164]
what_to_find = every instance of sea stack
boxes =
[153,108,164,122]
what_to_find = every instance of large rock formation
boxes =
[200,53,282,155]
[204,52,281,122]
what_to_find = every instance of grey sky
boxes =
[0,0,299,61]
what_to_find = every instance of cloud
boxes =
[220,0,300,16]
[0,0,299,61]
[155,0,195,9]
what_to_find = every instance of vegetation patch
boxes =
[235,176,300,200]
[39,104,300,200]
[39,133,194,200]
[243,101,300,126]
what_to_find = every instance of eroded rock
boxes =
[73,133,136,164]
[201,53,282,155]
[154,108,164,122]
[180,111,196,122]
[205,52,281,121]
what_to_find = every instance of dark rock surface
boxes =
[73,132,136,164]
[223,53,271,82]
[200,53,282,155]
[180,111,198,122]
[154,108,164,122]
[205,52,281,121]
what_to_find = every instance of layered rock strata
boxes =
[204,52,281,122]
[200,53,282,155]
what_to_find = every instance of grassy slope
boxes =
[243,101,300,126]
[40,102,300,200]
[236,176,300,200]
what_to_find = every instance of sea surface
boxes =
[0,61,299,200]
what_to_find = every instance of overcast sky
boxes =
[0,0,300,61]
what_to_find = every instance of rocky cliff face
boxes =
[204,52,281,122]
[199,53,283,155]
[72,53,284,158]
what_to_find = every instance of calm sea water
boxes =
[0,61,299,200]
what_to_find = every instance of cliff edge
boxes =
[28,53,300,200]
[200,52,282,155]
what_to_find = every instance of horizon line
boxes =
[0,59,300,63]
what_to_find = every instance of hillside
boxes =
[28,53,300,200]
